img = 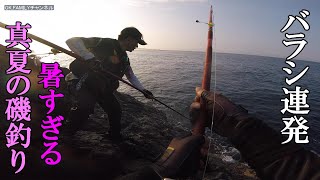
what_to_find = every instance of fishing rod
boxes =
[194,6,217,180]
[192,5,214,135]
[0,21,190,121]
[152,98,190,120]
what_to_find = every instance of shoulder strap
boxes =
[80,37,102,48]
[111,39,129,61]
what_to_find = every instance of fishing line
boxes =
[31,52,54,56]
[29,49,61,56]
[202,5,217,180]
[29,53,54,60]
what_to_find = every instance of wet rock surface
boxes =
[0,45,258,179]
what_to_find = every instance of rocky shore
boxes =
[0,45,258,179]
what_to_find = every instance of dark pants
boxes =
[67,73,122,138]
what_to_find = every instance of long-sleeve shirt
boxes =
[65,37,145,91]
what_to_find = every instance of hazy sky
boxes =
[0,0,319,62]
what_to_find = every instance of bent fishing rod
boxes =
[0,21,190,121]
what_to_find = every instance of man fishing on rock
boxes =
[64,27,154,143]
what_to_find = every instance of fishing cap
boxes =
[119,27,147,45]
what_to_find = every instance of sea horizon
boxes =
[134,48,320,64]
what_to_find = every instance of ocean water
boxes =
[52,49,320,154]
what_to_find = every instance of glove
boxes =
[142,89,154,99]
[152,134,205,179]
[189,87,249,138]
